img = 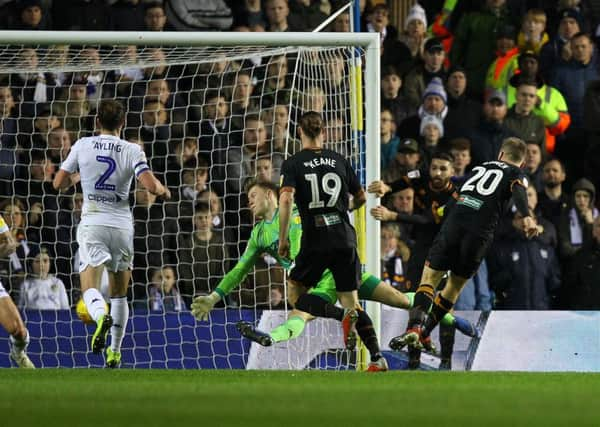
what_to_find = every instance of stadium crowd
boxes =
[0,0,599,315]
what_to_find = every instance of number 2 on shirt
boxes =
[95,156,116,191]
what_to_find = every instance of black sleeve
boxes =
[280,158,296,189]
[511,180,530,217]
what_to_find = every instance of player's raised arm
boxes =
[52,141,81,191]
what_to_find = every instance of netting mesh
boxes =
[0,41,367,369]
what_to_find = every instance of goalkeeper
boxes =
[191,180,477,370]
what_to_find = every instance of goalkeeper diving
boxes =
[191,180,478,370]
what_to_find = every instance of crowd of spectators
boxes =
[0,0,599,312]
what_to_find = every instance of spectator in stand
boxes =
[489,200,560,310]
[565,216,600,309]
[12,0,51,31]
[261,55,291,109]
[381,65,414,129]
[53,73,95,140]
[450,0,517,99]
[484,25,520,95]
[254,156,276,185]
[558,178,598,263]
[144,2,172,31]
[132,187,178,302]
[398,77,448,141]
[264,0,294,32]
[148,266,185,312]
[288,0,328,32]
[229,70,258,133]
[403,38,447,112]
[381,222,412,292]
[551,32,598,183]
[398,3,428,64]
[366,3,411,73]
[419,114,444,169]
[380,108,400,171]
[517,9,549,55]
[139,100,171,173]
[46,127,72,166]
[109,0,146,31]
[177,202,231,305]
[136,78,187,139]
[7,47,50,117]
[448,137,472,188]
[383,138,421,183]
[538,158,570,233]
[0,199,30,297]
[0,85,19,196]
[504,75,546,151]
[524,141,545,192]
[331,9,350,32]
[444,65,481,140]
[467,89,517,166]
[507,50,570,155]
[540,8,583,81]
[19,246,69,310]
[164,137,198,194]
[234,0,267,29]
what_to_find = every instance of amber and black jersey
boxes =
[280,148,361,250]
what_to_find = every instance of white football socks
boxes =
[9,329,29,355]
[110,296,129,353]
[83,288,107,323]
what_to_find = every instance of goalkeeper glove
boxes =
[191,292,221,321]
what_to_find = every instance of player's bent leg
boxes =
[269,309,313,343]
[363,279,410,309]
[0,296,34,368]
[422,272,470,340]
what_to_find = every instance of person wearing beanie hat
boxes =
[445,65,482,140]
[420,114,444,140]
[559,177,598,261]
[399,2,428,61]
[403,40,447,111]
[422,77,447,105]
[539,7,582,80]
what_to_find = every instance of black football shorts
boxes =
[289,246,361,292]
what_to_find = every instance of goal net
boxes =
[0,31,379,369]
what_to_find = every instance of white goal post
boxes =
[0,30,381,369]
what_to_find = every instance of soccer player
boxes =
[0,215,34,368]
[278,111,371,350]
[53,99,170,368]
[388,137,539,364]
[191,180,479,371]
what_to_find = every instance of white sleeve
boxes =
[60,141,79,173]
[18,280,28,309]
[131,145,150,177]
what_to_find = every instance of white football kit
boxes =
[61,135,149,272]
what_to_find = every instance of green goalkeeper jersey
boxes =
[214,206,378,303]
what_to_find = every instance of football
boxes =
[76,298,108,324]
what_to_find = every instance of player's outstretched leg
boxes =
[269,314,309,343]
[237,321,273,347]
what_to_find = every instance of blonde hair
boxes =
[500,137,527,163]
[523,9,547,25]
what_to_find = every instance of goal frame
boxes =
[0,29,382,336]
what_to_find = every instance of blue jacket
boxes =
[550,56,600,128]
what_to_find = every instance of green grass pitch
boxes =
[2,370,600,427]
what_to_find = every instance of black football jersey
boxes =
[280,148,361,249]
[449,161,528,237]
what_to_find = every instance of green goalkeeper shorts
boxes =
[308,271,381,304]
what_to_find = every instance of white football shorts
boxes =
[77,225,134,273]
